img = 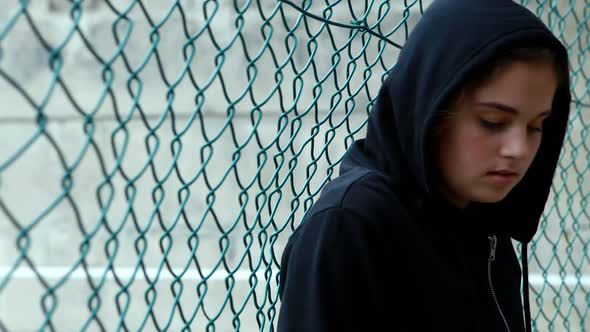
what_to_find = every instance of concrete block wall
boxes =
[0,1,588,331]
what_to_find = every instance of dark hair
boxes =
[434,44,567,134]
[461,45,567,95]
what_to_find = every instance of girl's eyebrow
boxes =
[477,101,552,118]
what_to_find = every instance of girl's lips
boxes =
[489,169,518,176]
[486,171,518,186]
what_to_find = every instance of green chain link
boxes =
[0,0,588,331]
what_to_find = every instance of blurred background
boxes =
[0,0,588,331]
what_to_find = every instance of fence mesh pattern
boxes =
[0,0,588,331]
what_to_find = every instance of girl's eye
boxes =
[479,118,543,134]
[480,119,505,130]
[528,125,543,134]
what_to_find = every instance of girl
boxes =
[277,0,571,331]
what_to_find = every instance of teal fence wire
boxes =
[0,0,588,331]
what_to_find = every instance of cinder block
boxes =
[0,269,278,332]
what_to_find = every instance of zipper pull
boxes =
[488,235,497,261]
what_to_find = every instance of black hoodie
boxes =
[277,0,571,331]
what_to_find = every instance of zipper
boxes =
[488,235,512,332]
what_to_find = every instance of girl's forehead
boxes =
[464,61,558,110]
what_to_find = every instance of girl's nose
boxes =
[499,127,534,159]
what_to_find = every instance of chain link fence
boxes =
[0,0,588,331]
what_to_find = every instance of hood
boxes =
[340,0,571,243]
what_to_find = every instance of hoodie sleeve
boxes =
[277,207,385,332]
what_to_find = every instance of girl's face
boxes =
[435,60,559,208]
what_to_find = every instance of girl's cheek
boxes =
[462,125,497,159]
